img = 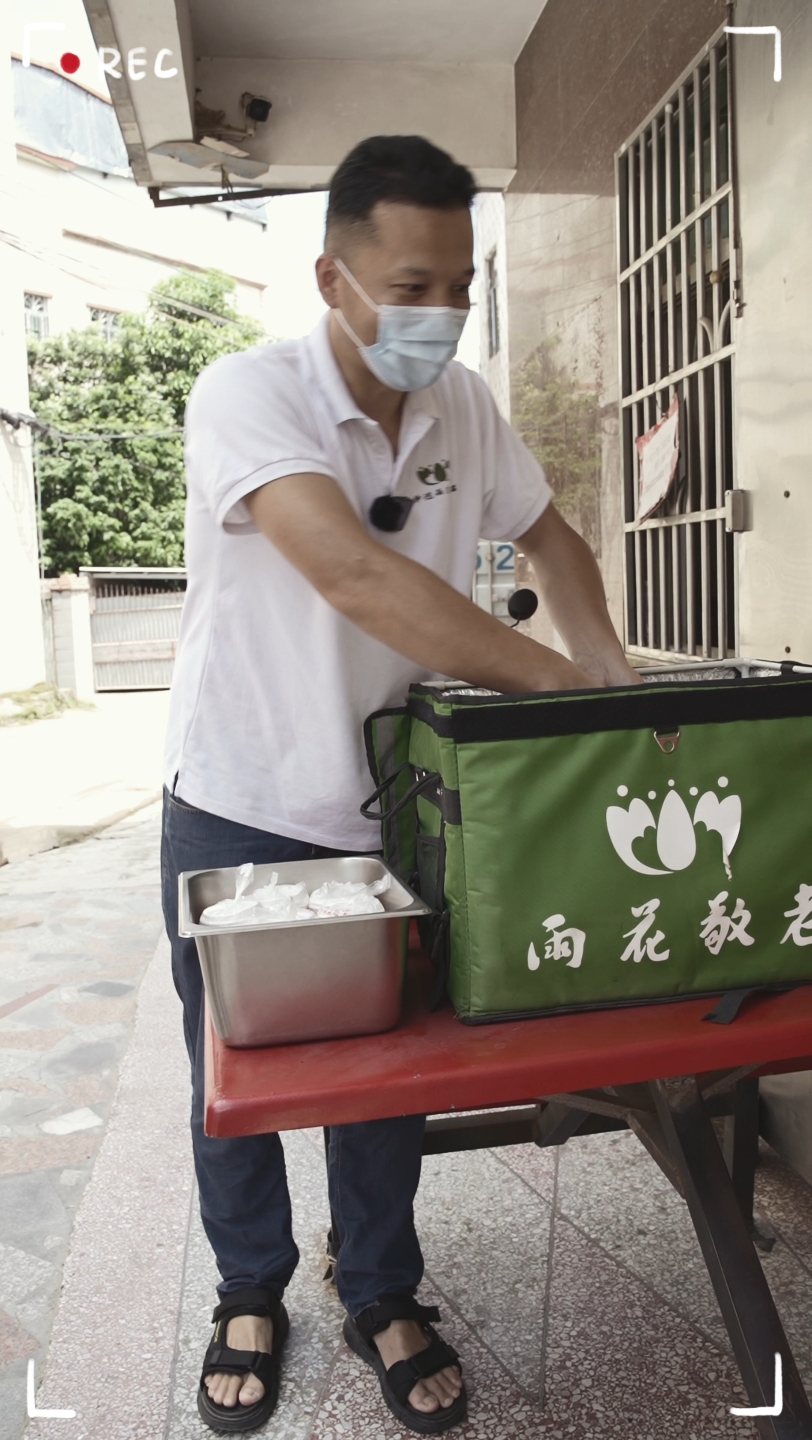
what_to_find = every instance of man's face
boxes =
[319,201,474,349]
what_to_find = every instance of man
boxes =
[162,134,637,1436]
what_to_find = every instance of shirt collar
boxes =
[305,311,442,427]
[305,313,366,424]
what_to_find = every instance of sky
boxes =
[10,0,481,365]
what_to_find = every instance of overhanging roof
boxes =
[82,0,548,194]
[192,0,543,63]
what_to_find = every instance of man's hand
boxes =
[518,505,642,687]
[245,474,596,693]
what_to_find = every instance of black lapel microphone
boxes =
[508,588,539,626]
[369,495,416,532]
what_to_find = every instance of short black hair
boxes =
[325,135,476,251]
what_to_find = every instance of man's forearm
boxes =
[520,506,639,686]
[246,474,593,692]
[326,541,593,692]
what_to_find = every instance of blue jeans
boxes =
[160,788,426,1314]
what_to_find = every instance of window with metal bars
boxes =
[89,307,121,340]
[616,30,739,660]
[24,293,50,339]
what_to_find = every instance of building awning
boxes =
[81,0,549,195]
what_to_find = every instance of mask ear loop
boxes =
[333,307,366,350]
[332,258,381,351]
[334,257,380,313]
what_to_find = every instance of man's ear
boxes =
[316,254,340,309]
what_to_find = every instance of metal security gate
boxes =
[81,567,186,690]
[616,28,741,661]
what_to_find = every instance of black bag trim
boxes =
[453,980,812,1025]
[426,911,451,1010]
[363,705,408,787]
[363,707,412,874]
[408,676,812,744]
[414,825,451,1010]
[412,769,462,825]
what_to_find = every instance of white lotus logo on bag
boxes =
[606,778,741,878]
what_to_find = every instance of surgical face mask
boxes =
[333,257,469,392]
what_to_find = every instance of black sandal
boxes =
[343,1293,467,1435]
[197,1287,289,1434]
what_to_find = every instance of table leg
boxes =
[651,1077,812,1439]
[323,1126,340,1285]
[722,1077,776,1252]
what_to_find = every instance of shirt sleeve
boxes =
[184,347,339,534]
[469,371,553,541]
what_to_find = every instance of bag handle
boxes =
[360,766,443,822]
[702,982,802,1024]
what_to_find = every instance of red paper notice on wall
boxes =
[635,396,680,522]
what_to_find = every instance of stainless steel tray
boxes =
[178,856,430,1048]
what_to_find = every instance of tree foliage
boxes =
[511,335,602,554]
[27,271,265,574]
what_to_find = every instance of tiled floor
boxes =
[159,1130,812,1440]
[3,808,811,1439]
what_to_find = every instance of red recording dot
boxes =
[60,52,81,74]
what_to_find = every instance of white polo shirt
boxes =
[164,313,552,850]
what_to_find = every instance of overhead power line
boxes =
[0,406,182,440]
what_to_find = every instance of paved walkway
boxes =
[0,691,170,865]
[0,803,164,1440]
[2,809,811,1440]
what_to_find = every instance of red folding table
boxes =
[206,942,812,1439]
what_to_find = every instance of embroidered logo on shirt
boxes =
[416,459,450,486]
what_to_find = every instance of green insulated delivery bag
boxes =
[363,665,812,1022]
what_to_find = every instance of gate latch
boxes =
[725,489,751,533]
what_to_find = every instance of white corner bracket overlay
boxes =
[22,22,66,67]
[724,25,782,81]
[730,1352,784,1418]
[26,1359,76,1420]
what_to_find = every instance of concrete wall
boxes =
[732,0,812,663]
[731,0,812,1185]
[1,28,47,692]
[474,193,511,422]
[47,575,95,700]
[504,0,725,645]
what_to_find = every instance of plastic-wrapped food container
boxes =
[178,856,429,1048]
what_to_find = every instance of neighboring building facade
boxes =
[0,27,45,691]
[12,60,271,341]
[1,51,274,692]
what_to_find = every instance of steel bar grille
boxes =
[616,33,738,660]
